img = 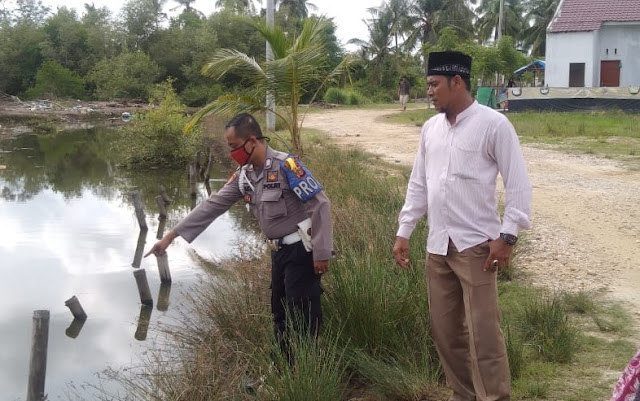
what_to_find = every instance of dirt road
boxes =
[305,107,640,316]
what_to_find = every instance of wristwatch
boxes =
[500,233,518,246]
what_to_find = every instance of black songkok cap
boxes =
[427,51,472,78]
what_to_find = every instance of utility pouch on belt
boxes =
[297,218,313,252]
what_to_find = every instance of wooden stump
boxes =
[156,216,167,240]
[65,319,86,339]
[158,184,172,205]
[157,283,171,312]
[131,191,148,231]
[131,229,147,269]
[133,269,153,307]
[134,305,153,341]
[64,296,87,320]
[155,195,167,218]
[156,253,172,284]
[27,310,49,401]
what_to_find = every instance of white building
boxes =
[545,0,640,88]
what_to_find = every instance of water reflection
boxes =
[0,128,262,400]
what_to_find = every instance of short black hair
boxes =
[446,75,471,92]
[225,113,264,140]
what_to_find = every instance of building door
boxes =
[569,63,585,87]
[600,60,620,87]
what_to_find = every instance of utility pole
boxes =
[497,0,504,42]
[266,0,276,131]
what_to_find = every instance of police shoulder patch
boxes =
[280,155,323,203]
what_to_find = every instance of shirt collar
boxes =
[455,100,478,124]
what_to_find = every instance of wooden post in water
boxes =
[156,253,172,283]
[157,282,171,311]
[188,163,198,198]
[65,319,86,339]
[131,191,148,231]
[133,269,153,307]
[158,184,172,205]
[203,147,214,196]
[131,229,147,269]
[64,296,87,320]
[156,217,167,240]
[155,195,167,218]
[134,305,153,341]
[27,310,49,401]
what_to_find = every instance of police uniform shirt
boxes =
[172,147,333,261]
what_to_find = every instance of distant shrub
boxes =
[25,61,86,100]
[87,51,161,100]
[344,89,365,105]
[323,87,347,104]
[116,80,202,169]
[180,83,224,107]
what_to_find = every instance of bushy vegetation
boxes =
[87,51,162,100]
[1,0,553,106]
[323,87,347,104]
[25,61,86,99]
[115,80,202,169]
[324,87,366,105]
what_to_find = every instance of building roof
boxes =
[548,0,640,33]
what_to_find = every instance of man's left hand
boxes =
[483,239,514,272]
[314,260,329,275]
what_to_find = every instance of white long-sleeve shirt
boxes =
[397,101,532,256]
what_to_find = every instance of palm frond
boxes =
[201,49,266,86]
[243,19,290,59]
[291,16,327,53]
[184,94,265,133]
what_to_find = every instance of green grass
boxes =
[508,111,640,164]
[97,109,638,401]
[380,108,640,166]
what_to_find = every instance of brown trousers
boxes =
[427,240,510,401]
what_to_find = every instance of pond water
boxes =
[0,127,257,400]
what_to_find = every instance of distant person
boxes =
[145,113,333,363]
[393,51,532,400]
[507,77,515,88]
[398,76,411,111]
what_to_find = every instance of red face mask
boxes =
[230,139,254,166]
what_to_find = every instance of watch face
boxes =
[501,233,518,245]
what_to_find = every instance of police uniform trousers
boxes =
[271,241,323,359]
[426,240,510,401]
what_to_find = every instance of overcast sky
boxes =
[28,0,384,50]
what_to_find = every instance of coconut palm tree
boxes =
[521,0,559,56]
[402,0,445,51]
[277,0,317,19]
[476,0,525,43]
[439,0,476,40]
[186,17,355,155]
[215,0,256,14]
[347,9,394,86]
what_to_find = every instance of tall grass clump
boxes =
[262,330,348,401]
[324,87,347,104]
[517,292,579,363]
[116,80,202,169]
[303,144,441,399]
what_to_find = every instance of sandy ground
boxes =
[305,106,640,322]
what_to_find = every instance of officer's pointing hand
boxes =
[393,236,410,269]
[314,260,329,275]
[144,231,178,258]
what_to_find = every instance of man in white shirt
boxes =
[393,51,532,401]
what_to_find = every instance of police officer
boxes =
[145,113,333,357]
